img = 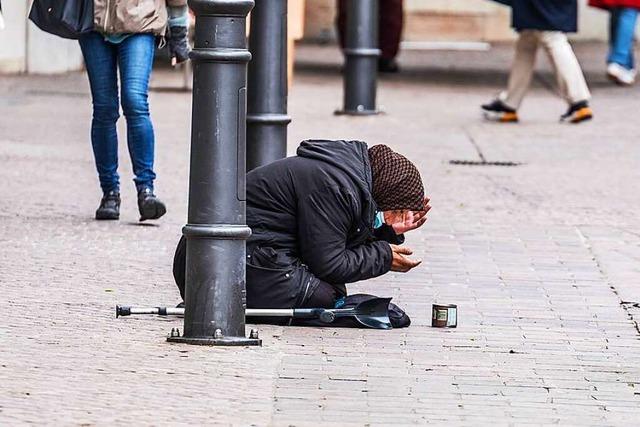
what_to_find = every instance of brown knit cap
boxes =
[368,145,425,211]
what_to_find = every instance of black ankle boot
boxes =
[96,190,120,220]
[137,187,167,221]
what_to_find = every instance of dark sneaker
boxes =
[378,57,400,73]
[560,101,593,124]
[95,190,120,220]
[168,25,191,65]
[137,187,167,221]
[481,99,519,122]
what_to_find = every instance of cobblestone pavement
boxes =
[1,43,639,425]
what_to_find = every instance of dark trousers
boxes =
[246,280,354,327]
[337,0,404,60]
[174,239,346,309]
[300,280,341,308]
[173,239,409,328]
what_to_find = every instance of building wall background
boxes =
[0,1,29,73]
[0,1,84,74]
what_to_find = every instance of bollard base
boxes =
[167,335,262,346]
[334,108,381,116]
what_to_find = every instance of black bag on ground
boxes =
[333,293,411,328]
[29,0,94,40]
[291,293,411,328]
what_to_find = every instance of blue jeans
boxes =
[79,32,156,194]
[608,7,638,70]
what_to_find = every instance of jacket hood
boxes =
[297,139,376,223]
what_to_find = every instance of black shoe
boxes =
[560,101,593,123]
[95,190,120,220]
[168,25,191,65]
[481,99,519,122]
[378,57,400,73]
[137,187,167,221]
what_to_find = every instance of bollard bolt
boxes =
[250,329,259,339]
[214,328,223,339]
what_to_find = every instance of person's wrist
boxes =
[385,242,394,272]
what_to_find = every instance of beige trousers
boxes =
[501,30,591,110]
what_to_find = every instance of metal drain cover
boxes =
[449,160,522,167]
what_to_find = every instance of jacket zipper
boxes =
[104,0,111,32]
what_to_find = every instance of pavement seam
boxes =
[575,226,640,337]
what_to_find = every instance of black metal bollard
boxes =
[336,0,380,115]
[246,0,291,171]
[168,0,261,346]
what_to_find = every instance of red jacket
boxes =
[589,0,640,10]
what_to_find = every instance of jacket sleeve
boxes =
[297,187,393,284]
[373,224,405,245]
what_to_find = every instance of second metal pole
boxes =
[246,0,290,171]
[168,0,260,347]
[336,0,380,115]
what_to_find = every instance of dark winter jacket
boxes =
[173,139,403,308]
[511,0,578,33]
[245,139,402,305]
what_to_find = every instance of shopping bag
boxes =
[29,0,94,39]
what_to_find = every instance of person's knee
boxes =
[302,282,338,309]
[121,90,150,118]
[92,101,119,124]
[539,31,569,50]
[173,236,186,301]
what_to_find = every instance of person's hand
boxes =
[389,244,422,272]
[168,26,191,66]
[385,197,431,234]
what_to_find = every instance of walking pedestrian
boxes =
[79,1,190,221]
[589,0,640,85]
[336,0,404,73]
[482,0,593,123]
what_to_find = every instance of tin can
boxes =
[432,304,457,328]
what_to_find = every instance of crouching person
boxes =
[173,140,430,328]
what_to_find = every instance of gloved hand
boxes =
[168,25,190,66]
